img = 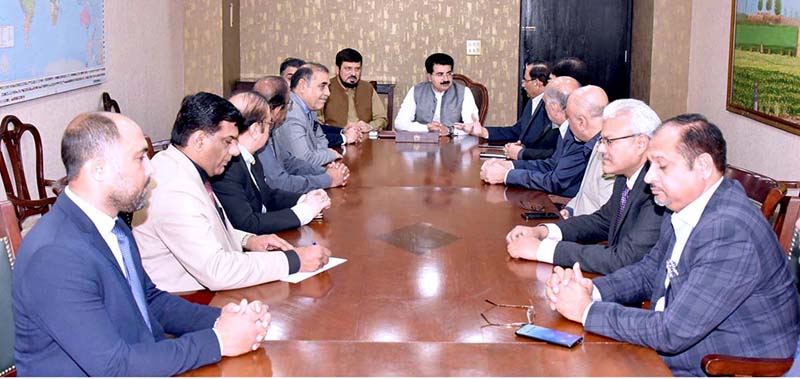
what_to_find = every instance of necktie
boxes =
[203,180,226,224]
[613,186,631,233]
[111,222,152,332]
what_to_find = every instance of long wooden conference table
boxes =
[180,136,671,376]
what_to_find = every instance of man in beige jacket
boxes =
[133,92,330,292]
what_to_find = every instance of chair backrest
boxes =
[370,81,396,130]
[0,116,57,226]
[102,92,121,113]
[0,202,17,376]
[775,181,800,252]
[452,74,489,124]
[724,165,785,222]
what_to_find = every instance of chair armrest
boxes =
[701,354,793,377]
[44,177,66,196]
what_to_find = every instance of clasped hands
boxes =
[215,299,270,356]
[301,189,332,215]
[343,121,371,144]
[545,263,594,323]
[326,161,350,187]
[479,158,512,184]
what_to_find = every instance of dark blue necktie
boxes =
[613,186,631,232]
[111,222,152,331]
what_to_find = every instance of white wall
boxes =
[688,0,800,180]
[0,0,185,198]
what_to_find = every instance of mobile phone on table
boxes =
[521,211,559,220]
[515,324,583,348]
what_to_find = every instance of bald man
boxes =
[481,77,598,197]
[557,85,614,216]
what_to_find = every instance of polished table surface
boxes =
[180,136,671,376]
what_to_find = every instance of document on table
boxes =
[281,257,347,283]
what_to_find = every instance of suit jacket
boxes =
[585,178,800,376]
[212,152,302,235]
[132,145,296,292]
[13,193,221,376]
[505,128,594,197]
[256,138,332,193]
[272,92,338,167]
[486,98,558,160]
[553,162,666,274]
[320,124,344,147]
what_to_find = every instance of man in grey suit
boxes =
[253,76,349,192]
[546,114,799,376]
[505,99,666,275]
[271,63,358,167]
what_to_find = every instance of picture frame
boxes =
[727,0,800,136]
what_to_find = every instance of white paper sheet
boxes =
[280,257,347,283]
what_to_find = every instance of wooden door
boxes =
[518,0,632,113]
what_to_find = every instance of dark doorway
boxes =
[518,0,632,114]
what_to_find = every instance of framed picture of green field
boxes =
[727,0,800,136]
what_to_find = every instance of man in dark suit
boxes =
[213,91,331,235]
[481,79,605,198]
[12,112,270,376]
[455,61,558,160]
[546,114,799,376]
[505,99,666,274]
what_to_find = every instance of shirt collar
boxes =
[558,120,570,137]
[290,92,312,117]
[64,186,117,235]
[238,142,255,166]
[626,164,645,190]
[672,176,724,229]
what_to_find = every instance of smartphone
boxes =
[479,152,506,159]
[515,324,583,348]
[521,211,559,220]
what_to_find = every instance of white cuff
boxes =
[212,324,224,356]
[581,301,595,326]
[591,285,602,301]
[537,238,558,264]
[543,223,563,241]
[340,131,347,145]
[503,168,511,184]
[291,195,315,225]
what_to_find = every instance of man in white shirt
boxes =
[544,114,799,376]
[133,92,331,292]
[505,99,666,274]
[13,111,269,375]
[394,53,479,136]
[212,91,331,235]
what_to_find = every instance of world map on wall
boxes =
[0,0,106,106]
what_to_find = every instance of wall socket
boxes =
[466,40,481,56]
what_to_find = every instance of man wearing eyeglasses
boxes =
[545,115,799,376]
[211,91,332,236]
[455,60,559,161]
[394,53,479,136]
[505,99,667,275]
